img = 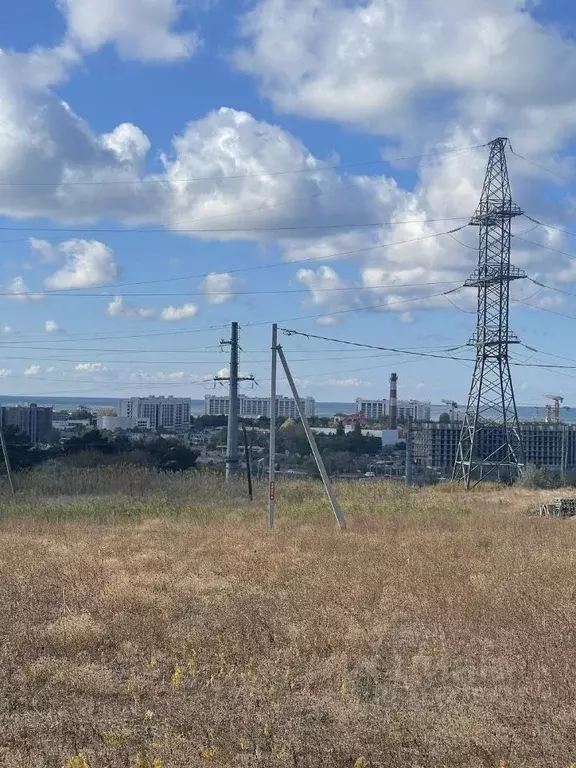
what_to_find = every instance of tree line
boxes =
[1,427,199,473]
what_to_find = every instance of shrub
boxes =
[517,463,558,489]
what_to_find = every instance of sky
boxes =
[1,0,576,406]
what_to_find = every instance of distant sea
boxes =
[0,395,122,412]
[1,395,574,423]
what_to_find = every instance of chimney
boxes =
[389,372,398,430]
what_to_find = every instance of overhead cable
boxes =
[0,216,471,235]
[509,148,573,183]
[0,144,486,188]
[0,278,463,300]
[280,328,576,370]
[2,225,469,297]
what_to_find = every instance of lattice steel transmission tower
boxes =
[453,138,526,488]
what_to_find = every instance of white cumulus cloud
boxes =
[45,240,118,290]
[327,378,373,388]
[236,0,576,148]
[200,272,241,304]
[128,370,207,383]
[6,276,44,302]
[214,366,252,381]
[59,0,199,61]
[29,238,58,262]
[75,362,109,373]
[0,46,162,224]
[0,10,573,328]
[161,107,404,242]
[159,303,198,321]
[106,296,156,319]
[232,0,576,319]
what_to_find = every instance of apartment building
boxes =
[355,398,386,420]
[398,400,432,423]
[97,415,151,431]
[119,396,191,430]
[204,395,316,419]
[0,404,53,443]
[413,422,461,474]
[413,421,576,475]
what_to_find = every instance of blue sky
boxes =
[0,0,576,406]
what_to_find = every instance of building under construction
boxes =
[414,421,576,479]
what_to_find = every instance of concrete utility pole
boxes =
[242,424,253,501]
[226,322,239,481]
[277,344,346,530]
[268,324,278,528]
[561,423,567,486]
[215,322,255,483]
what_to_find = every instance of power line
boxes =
[509,148,573,183]
[278,328,472,362]
[513,234,576,261]
[0,281,466,349]
[444,295,475,314]
[0,216,471,235]
[512,298,576,322]
[0,352,426,365]
[278,327,576,371]
[251,352,456,387]
[0,188,468,245]
[0,355,432,397]
[0,188,333,245]
[519,343,576,369]
[0,374,215,388]
[447,231,477,250]
[0,344,441,355]
[511,361,576,370]
[249,286,464,327]
[0,323,231,345]
[524,215,576,239]
[2,278,462,300]
[3,225,469,298]
[0,144,485,188]
[527,277,576,300]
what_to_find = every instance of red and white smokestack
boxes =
[389,372,398,430]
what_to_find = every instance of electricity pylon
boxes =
[453,138,526,488]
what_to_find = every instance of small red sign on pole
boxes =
[269,481,275,502]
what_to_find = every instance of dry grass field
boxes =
[0,468,575,767]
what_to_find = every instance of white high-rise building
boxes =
[204,396,231,417]
[355,398,387,420]
[276,396,316,419]
[204,395,315,419]
[119,396,191,429]
[398,400,431,422]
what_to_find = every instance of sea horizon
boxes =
[0,395,573,423]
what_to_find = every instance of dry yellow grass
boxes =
[0,472,575,766]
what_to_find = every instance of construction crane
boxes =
[442,399,458,423]
[544,394,564,423]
